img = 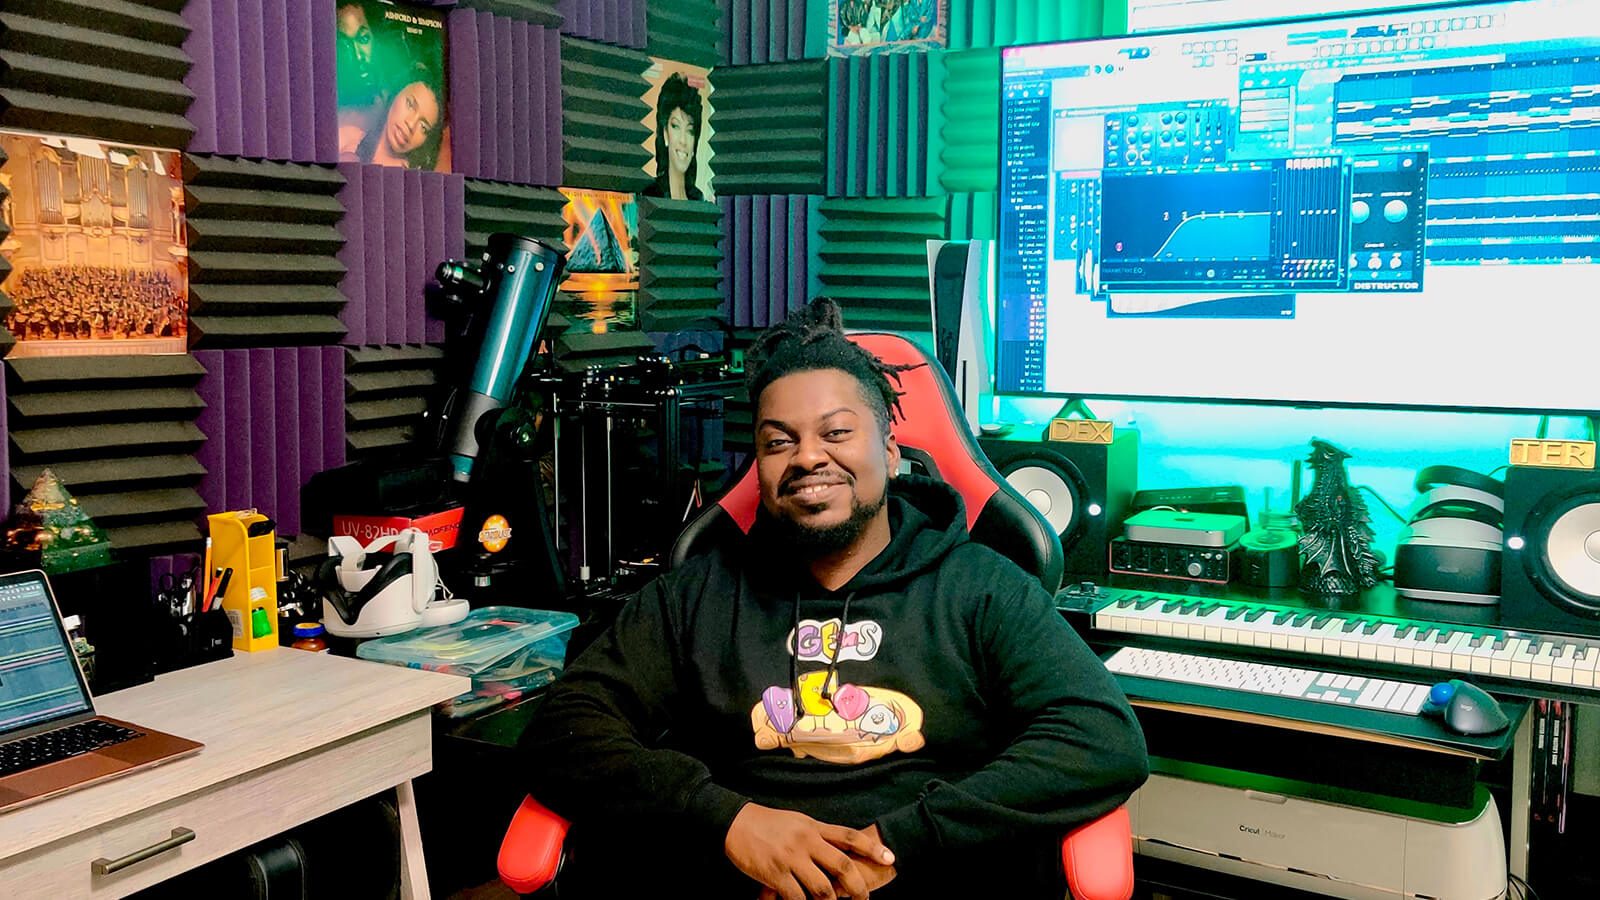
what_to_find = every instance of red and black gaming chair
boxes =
[498,332,1134,899]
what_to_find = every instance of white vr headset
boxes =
[319,528,469,639]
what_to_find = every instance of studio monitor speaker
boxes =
[979,428,1138,579]
[1502,465,1600,636]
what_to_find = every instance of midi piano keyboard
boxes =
[1079,586,1600,692]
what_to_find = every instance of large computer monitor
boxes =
[997,0,1600,411]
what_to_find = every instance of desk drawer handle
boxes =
[91,827,196,876]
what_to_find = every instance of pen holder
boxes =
[208,510,279,652]
[154,608,234,674]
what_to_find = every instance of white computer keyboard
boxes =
[1104,646,1432,714]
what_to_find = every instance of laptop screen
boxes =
[0,572,92,733]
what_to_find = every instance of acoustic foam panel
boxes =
[5,355,206,552]
[947,191,998,241]
[718,194,818,329]
[816,196,948,332]
[939,48,999,194]
[184,154,348,347]
[722,0,820,66]
[337,164,464,347]
[562,37,652,191]
[827,54,932,199]
[560,0,646,49]
[946,0,1111,51]
[194,347,346,537]
[448,9,564,185]
[344,344,446,459]
[636,196,723,333]
[647,0,721,70]
[459,0,564,28]
[709,61,827,196]
[0,143,13,354]
[182,0,337,161]
[551,328,655,373]
[0,0,194,150]
[464,180,567,256]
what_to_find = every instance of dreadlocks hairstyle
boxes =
[745,298,919,437]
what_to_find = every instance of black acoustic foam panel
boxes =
[6,355,206,552]
[0,0,194,149]
[184,154,348,347]
[343,344,446,460]
[337,164,464,346]
[709,61,827,195]
[647,0,721,69]
[816,197,949,332]
[636,196,723,333]
[464,180,568,257]
[561,37,652,191]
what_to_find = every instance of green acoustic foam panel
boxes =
[343,344,446,459]
[182,154,348,347]
[0,0,194,149]
[637,196,724,332]
[647,0,721,69]
[464,180,569,257]
[5,353,206,552]
[459,0,565,28]
[947,191,998,241]
[816,196,948,332]
[938,47,1000,194]
[946,0,1112,51]
[710,61,828,195]
[827,53,933,198]
[562,37,653,191]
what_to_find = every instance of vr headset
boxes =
[1393,465,1504,605]
[319,529,469,638]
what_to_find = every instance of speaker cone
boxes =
[1536,494,1600,612]
[1000,461,1081,542]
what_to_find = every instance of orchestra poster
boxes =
[0,129,188,358]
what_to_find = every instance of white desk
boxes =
[0,650,469,899]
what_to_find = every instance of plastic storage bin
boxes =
[357,607,579,717]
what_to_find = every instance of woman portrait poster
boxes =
[335,0,452,172]
[640,60,714,202]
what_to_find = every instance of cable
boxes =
[1357,484,1410,524]
[1510,872,1541,900]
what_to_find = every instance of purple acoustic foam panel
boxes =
[336,163,369,346]
[322,347,347,468]
[262,0,293,160]
[405,170,427,344]
[720,195,809,329]
[423,175,447,344]
[223,351,254,514]
[211,0,245,156]
[494,16,517,181]
[249,350,278,534]
[195,349,225,514]
[311,0,339,161]
[477,10,500,178]
[448,9,482,177]
[287,0,318,162]
[272,344,300,531]
[237,0,269,157]
[183,0,219,154]
[543,25,563,184]
[561,0,644,48]
[727,0,807,65]
[384,168,408,345]
[0,372,7,516]
[294,347,323,502]
[362,165,388,344]
[512,19,533,182]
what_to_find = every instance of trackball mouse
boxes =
[1423,680,1510,736]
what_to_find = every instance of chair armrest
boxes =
[498,795,571,895]
[1060,805,1133,900]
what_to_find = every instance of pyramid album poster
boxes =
[0,129,188,358]
[559,187,639,334]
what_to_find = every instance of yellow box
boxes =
[208,510,279,652]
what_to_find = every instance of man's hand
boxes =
[725,803,894,900]
[825,824,897,896]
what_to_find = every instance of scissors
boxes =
[159,566,201,618]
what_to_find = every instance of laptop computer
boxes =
[0,569,202,812]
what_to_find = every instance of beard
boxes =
[766,487,888,557]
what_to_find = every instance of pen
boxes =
[202,536,213,600]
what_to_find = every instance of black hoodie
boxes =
[523,475,1147,886]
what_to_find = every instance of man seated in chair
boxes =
[522,299,1148,899]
